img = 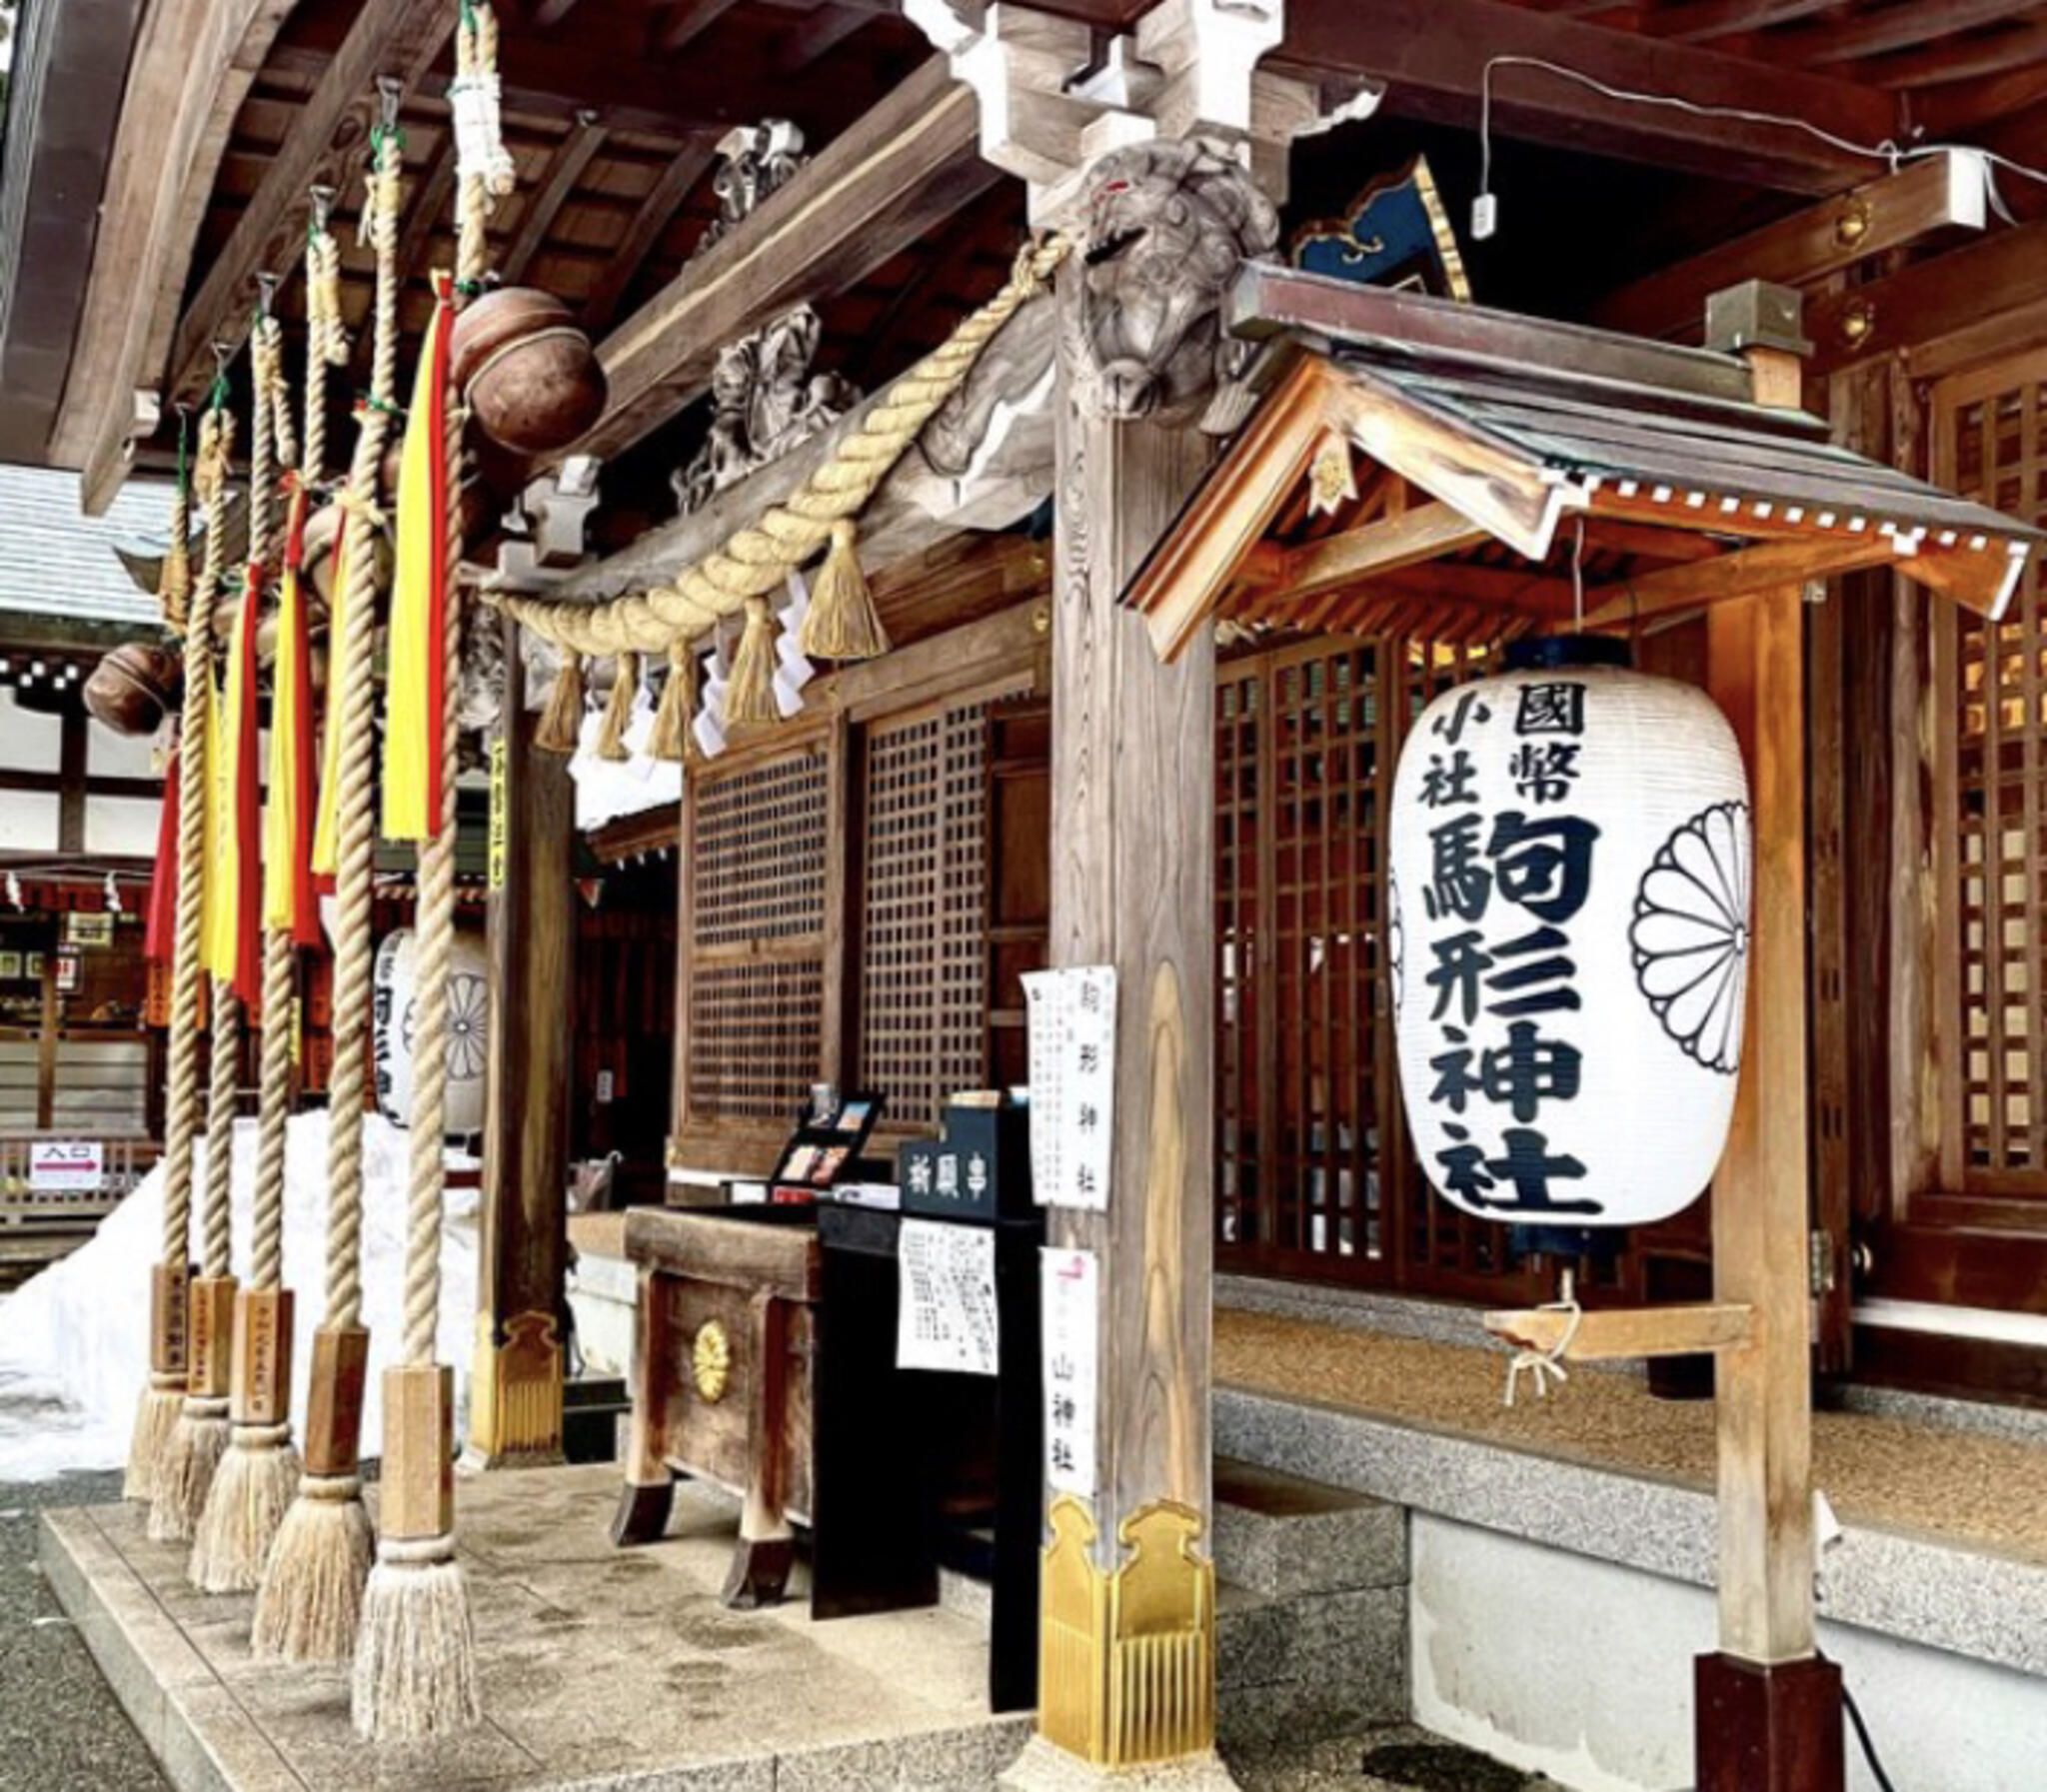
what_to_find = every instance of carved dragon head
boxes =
[1070,137,1279,424]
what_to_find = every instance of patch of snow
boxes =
[0,1109,478,1483]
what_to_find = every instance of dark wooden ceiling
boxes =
[124,0,2047,516]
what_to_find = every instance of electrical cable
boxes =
[1474,54,2047,239]
[1841,1673,1900,1792]
[1811,1651,1900,1792]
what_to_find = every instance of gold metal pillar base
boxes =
[1038,1496,1219,1770]
[463,1310,565,1468]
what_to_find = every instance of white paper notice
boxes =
[897,1218,999,1376]
[1041,1245,1099,1497]
[1022,965,1116,1211]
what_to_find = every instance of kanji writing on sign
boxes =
[1514,682,1585,737]
[1024,966,1117,1212]
[1508,741,1581,805]
[1408,676,1605,1219]
[1041,1247,1098,1496]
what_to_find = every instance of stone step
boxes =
[1212,1455,1406,1599]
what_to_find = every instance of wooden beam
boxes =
[580,141,717,335]
[1594,158,1985,343]
[549,289,1054,601]
[1266,0,1903,192]
[165,0,459,414]
[1270,500,1492,601]
[776,4,876,75]
[578,58,997,463]
[1124,357,1327,663]
[50,0,299,509]
[1231,263,1756,405]
[1641,0,1840,43]
[1784,0,2044,68]
[1855,21,2047,92]
[500,113,609,286]
[1483,1301,1756,1361]
[1804,222,2047,376]
[657,0,748,55]
[1579,534,1904,628]
[469,617,575,1467]
[0,0,149,464]
[1042,251,1220,1765]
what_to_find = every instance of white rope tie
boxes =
[1504,1295,1581,1408]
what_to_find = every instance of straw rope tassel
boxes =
[126,413,227,1502]
[193,308,305,1592]
[595,653,638,761]
[353,13,492,1738]
[152,406,241,1545]
[495,232,1071,662]
[253,142,404,1663]
[648,641,694,764]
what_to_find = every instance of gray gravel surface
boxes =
[0,1472,170,1792]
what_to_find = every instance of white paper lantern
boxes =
[372,926,492,1137]
[1387,639,1751,1230]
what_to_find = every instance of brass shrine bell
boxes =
[84,643,184,737]
[449,287,607,457]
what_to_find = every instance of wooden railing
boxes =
[0,1132,161,1282]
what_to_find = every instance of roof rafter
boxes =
[578,57,998,463]
[580,141,719,335]
[500,111,610,285]
[165,0,459,412]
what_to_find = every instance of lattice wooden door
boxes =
[858,702,991,1132]
[1934,352,2047,1202]
[1215,635,1547,1301]
[678,746,832,1156]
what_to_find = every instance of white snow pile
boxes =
[0,1109,478,1483]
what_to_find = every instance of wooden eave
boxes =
[1128,282,2042,662]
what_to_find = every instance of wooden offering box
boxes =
[612,1205,819,1607]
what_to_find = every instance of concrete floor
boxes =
[23,1461,1541,1792]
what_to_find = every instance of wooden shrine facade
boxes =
[667,558,1053,1174]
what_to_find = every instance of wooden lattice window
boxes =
[859,702,990,1130]
[1216,633,1558,1303]
[1936,353,2047,1193]
[683,747,831,1131]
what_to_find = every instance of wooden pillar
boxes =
[467,614,577,1466]
[1694,285,1843,1792]
[1015,258,1226,1784]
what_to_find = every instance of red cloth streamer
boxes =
[279,485,321,945]
[144,742,180,964]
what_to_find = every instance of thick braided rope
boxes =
[159,415,229,1274]
[198,400,241,1285]
[244,333,289,1294]
[252,307,300,1296]
[255,313,298,503]
[303,283,330,491]
[497,233,1072,658]
[203,976,237,1278]
[400,60,495,1366]
[323,138,403,1333]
